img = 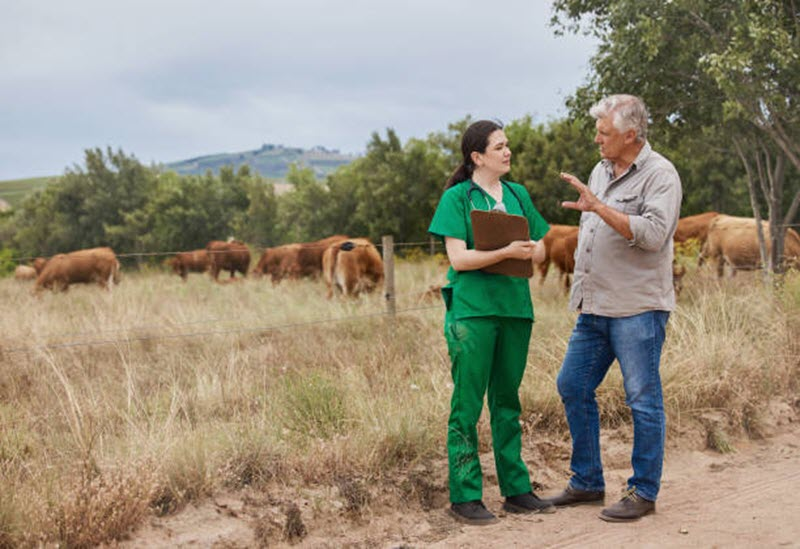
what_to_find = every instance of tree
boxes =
[552,0,800,273]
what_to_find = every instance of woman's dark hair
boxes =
[444,119,504,189]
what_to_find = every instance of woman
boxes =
[428,120,552,525]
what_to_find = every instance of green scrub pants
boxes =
[444,312,533,503]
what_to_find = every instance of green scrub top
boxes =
[428,180,550,321]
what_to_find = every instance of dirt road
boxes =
[126,421,800,548]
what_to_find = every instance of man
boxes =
[546,94,682,522]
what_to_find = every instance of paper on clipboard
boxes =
[470,209,533,278]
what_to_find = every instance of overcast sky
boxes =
[0,1,598,180]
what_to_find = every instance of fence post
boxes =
[382,235,396,318]
[429,236,436,256]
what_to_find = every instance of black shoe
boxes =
[448,500,499,525]
[503,492,556,514]
[599,488,655,522]
[545,485,605,507]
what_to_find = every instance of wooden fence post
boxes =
[382,235,396,318]
[429,236,436,256]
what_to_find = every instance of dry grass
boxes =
[0,257,798,544]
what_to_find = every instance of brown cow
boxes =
[207,240,251,281]
[536,224,579,285]
[293,235,350,279]
[34,247,121,292]
[32,257,48,274]
[252,243,302,284]
[322,238,384,298]
[701,215,800,277]
[549,229,579,292]
[14,265,37,281]
[167,249,210,281]
[673,211,720,244]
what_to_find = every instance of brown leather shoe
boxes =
[545,485,605,507]
[599,489,655,522]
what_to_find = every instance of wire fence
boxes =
[1,303,442,356]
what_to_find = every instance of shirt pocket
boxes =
[614,193,644,215]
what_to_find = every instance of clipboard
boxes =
[470,209,533,278]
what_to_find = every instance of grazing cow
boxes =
[293,235,350,279]
[167,249,210,281]
[14,265,37,281]
[34,247,121,292]
[673,211,720,244]
[701,215,800,277]
[549,229,579,292]
[32,257,48,274]
[322,238,384,298]
[536,224,579,285]
[207,240,251,281]
[252,243,302,284]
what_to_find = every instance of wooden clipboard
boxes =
[470,209,533,278]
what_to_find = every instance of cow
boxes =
[673,211,720,244]
[293,235,350,279]
[549,229,579,292]
[536,224,579,285]
[207,240,251,281]
[252,243,302,284]
[32,257,48,274]
[14,265,37,281]
[322,238,384,298]
[167,249,210,281]
[701,214,800,277]
[34,247,121,293]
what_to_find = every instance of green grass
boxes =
[0,175,59,209]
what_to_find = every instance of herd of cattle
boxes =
[11,213,800,295]
[13,236,385,297]
[537,212,800,293]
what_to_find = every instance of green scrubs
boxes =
[429,180,549,504]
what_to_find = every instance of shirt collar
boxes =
[601,141,652,180]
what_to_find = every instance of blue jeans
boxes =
[557,311,669,502]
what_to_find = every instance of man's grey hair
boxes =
[589,94,649,143]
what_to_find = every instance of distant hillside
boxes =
[0,176,59,209]
[164,144,357,179]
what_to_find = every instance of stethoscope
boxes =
[467,180,524,213]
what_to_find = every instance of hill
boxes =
[0,176,59,209]
[164,143,357,179]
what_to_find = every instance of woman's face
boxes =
[472,129,511,177]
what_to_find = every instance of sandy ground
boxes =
[123,407,800,548]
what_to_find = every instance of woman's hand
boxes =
[504,240,536,260]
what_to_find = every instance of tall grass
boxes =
[0,258,798,544]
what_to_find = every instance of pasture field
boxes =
[0,258,798,546]
[0,176,58,209]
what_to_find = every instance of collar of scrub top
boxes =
[467,180,523,213]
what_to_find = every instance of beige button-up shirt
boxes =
[569,142,682,317]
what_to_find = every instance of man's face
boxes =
[594,116,636,163]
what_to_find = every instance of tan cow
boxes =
[673,211,720,244]
[167,249,210,281]
[207,240,251,281]
[14,265,37,281]
[34,247,121,292]
[322,238,384,298]
[701,215,800,276]
[536,224,579,285]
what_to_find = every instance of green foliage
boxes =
[0,247,16,276]
[281,372,348,440]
